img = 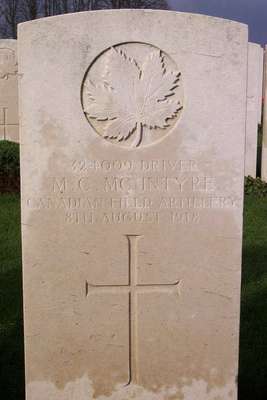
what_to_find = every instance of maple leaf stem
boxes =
[133,122,143,147]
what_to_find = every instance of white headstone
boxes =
[262,46,267,181]
[245,43,263,177]
[19,10,248,400]
[257,46,264,124]
[0,39,19,143]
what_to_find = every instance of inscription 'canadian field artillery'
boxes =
[86,235,180,385]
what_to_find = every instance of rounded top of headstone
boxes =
[18,9,248,32]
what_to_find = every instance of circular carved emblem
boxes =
[81,42,183,148]
[0,48,17,80]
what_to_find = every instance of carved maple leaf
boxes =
[84,47,182,147]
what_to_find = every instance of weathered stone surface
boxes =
[262,46,267,181]
[257,46,264,124]
[19,10,248,400]
[245,43,263,178]
[0,39,19,142]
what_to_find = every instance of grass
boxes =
[0,193,266,399]
[239,195,267,399]
[0,194,24,399]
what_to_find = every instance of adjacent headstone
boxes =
[245,43,263,177]
[262,46,267,181]
[19,11,248,400]
[257,46,264,125]
[0,39,19,143]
